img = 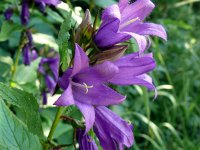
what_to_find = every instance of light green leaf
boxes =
[0,100,42,150]
[0,83,43,138]
[0,21,21,42]
[12,58,40,94]
[57,12,72,71]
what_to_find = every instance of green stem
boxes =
[10,32,27,84]
[45,107,65,150]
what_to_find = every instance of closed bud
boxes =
[91,45,128,64]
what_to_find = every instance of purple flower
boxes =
[22,48,38,66]
[38,56,59,94]
[94,0,167,52]
[20,0,30,25]
[109,52,156,92]
[22,44,31,65]
[42,91,47,105]
[35,0,61,6]
[77,106,134,150]
[77,129,98,150]
[94,106,134,150]
[4,8,13,20]
[54,43,125,132]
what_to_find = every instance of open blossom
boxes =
[94,0,167,52]
[77,106,134,150]
[109,51,156,92]
[54,43,125,132]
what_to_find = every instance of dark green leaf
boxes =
[0,100,42,150]
[0,83,43,138]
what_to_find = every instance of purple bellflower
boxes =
[4,8,13,20]
[20,0,60,25]
[77,106,134,150]
[109,52,157,92]
[21,0,30,25]
[35,0,61,6]
[94,0,167,52]
[22,30,34,65]
[94,106,134,150]
[54,43,125,133]
[38,56,59,95]
[77,129,98,150]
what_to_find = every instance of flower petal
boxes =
[45,75,56,94]
[35,0,61,6]
[94,106,134,148]
[73,84,125,106]
[72,44,89,75]
[75,101,95,133]
[124,32,148,53]
[77,129,98,150]
[133,23,167,41]
[94,5,129,48]
[110,73,156,91]
[74,61,119,86]
[54,84,75,106]
[119,0,155,24]
[58,68,72,90]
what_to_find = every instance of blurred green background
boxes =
[0,0,200,149]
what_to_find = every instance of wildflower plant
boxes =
[0,0,166,149]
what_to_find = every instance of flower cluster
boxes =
[54,0,167,149]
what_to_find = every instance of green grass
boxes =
[112,1,200,149]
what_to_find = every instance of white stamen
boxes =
[71,81,93,94]
[119,17,140,30]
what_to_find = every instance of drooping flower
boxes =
[35,0,61,6]
[77,106,134,150]
[21,0,30,25]
[20,0,61,25]
[54,43,125,132]
[109,51,157,92]
[22,30,34,65]
[77,129,98,150]
[38,55,59,95]
[4,8,13,20]
[94,0,167,52]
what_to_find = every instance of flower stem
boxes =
[10,32,27,84]
[45,107,65,150]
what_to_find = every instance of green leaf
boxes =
[0,83,43,138]
[0,21,21,42]
[13,58,41,93]
[0,100,42,150]
[57,13,72,71]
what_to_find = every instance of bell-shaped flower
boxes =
[35,0,61,6]
[109,52,156,92]
[20,0,30,25]
[93,106,134,150]
[77,129,98,150]
[54,43,125,133]
[38,56,59,95]
[94,0,167,52]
